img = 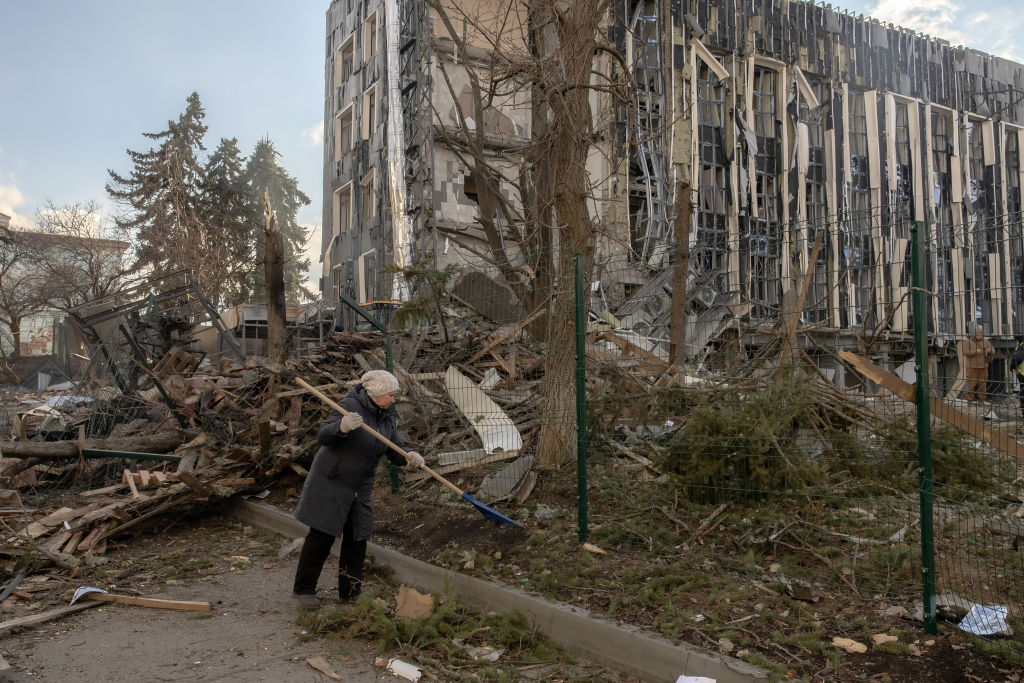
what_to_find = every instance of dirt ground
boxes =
[1,509,641,682]
[1,515,384,682]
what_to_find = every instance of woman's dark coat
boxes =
[293,384,407,539]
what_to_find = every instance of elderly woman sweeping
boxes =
[292,370,424,609]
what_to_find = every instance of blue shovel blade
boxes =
[461,492,525,529]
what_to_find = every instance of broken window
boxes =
[362,87,376,140]
[626,0,670,263]
[332,265,343,302]
[1007,131,1023,334]
[843,90,874,328]
[335,107,353,161]
[333,185,352,237]
[893,101,913,210]
[335,38,354,89]
[365,12,378,63]
[360,169,376,223]
[745,66,781,319]
[695,61,729,292]
[969,120,996,329]
[798,80,829,324]
[932,110,956,334]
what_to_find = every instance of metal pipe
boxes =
[912,220,937,635]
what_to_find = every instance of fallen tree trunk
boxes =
[0,431,195,460]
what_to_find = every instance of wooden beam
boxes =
[840,351,1024,463]
[83,592,212,612]
[465,306,545,365]
[0,602,102,636]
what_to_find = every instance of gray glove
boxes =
[339,413,363,433]
[406,451,425,468]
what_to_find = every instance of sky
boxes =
[1,0,1022,293]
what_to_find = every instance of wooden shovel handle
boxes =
[294,377,464,496]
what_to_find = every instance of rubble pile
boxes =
[0,321,548,575]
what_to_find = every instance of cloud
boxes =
[867,0,1022,62]
[298,222,324,297]
[303,120,325,147]
[0,184,26,224]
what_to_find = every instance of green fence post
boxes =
[912,220,937,635]
[575,253,589,543]
[336,291,400,493]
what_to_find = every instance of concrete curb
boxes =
[227,499,769,683]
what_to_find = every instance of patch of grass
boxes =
[297,589,573,680]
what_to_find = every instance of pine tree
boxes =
[241,138,313,302]
[106,92,224,299]
[202,137,256,307]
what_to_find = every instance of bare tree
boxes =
[33,201,132,310]
[0,227,48,359]
[426,0,622,467]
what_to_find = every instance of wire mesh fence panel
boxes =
[921,209,1024,655]
[586,207,925,605]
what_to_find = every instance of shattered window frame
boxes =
[844,89,875,329]
[333,183,352,237]
[746,65,782,319]
[695,59,730,293]
[1006,127,1023,335]
[798,79,830,324]
[968,119,996,330]
[931,108,956,335]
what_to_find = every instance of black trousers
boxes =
[292,503,367,599]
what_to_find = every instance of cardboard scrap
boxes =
[395,585,435,620]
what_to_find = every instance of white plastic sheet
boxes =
[958,604,1013,636]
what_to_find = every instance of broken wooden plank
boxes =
[83,592,212,612]
[178,471,213,497]
[0,602,102,636]
[123,469,141,500]
[599,331,670,374]
[840,350,1024,462]
[465,306,545,365]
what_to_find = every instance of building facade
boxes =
[321,0,1024,381]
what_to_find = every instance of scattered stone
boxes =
[306,656,341,680]
[872,633,898,646]
[831,637,867,653]
[718,637,735,653]
[883,605,910,618]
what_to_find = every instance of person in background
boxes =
[959,325,995,403]
[1012,336,1024,418]
[291,370,424,609]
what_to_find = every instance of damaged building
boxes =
[319,0,1024,389]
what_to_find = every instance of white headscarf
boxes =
[361,369,400,397]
